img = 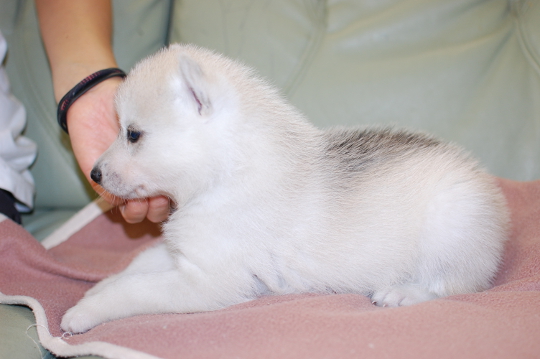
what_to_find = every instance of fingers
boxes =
[93,181,171,224]
[120,196,170,224]
[146,196,171,223]
[120,201,148,224]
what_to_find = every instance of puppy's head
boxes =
[92,45,241,203]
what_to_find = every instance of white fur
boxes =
[61,44,510,333]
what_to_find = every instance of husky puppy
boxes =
[61,44,509,334]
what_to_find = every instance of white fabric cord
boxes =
[41,198,113,249]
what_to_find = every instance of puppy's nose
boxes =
[90,167,102,184]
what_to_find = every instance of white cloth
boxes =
[0,31,36,211]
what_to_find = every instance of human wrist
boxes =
[52,60,119,102]
[57,67,126,134]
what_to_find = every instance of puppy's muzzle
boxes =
[90,167,102,184]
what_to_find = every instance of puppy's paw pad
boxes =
[372,284,437,307]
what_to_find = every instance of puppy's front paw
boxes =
[371,284,437,307]
[61,300,105,334]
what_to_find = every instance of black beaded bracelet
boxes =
[57,68,127,134]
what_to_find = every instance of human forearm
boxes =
[35,0,117,101]
[35,0,170,224]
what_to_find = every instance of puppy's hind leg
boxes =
[61,242,254,334]
[371,178,508,308]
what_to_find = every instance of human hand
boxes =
[67,78,171,223]
[34,0,167,222]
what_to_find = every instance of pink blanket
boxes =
[1,178,539,359]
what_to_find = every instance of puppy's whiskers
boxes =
[94,187,124,215]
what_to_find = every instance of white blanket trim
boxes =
[0,292,162,359]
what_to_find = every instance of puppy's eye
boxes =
[127,129,141,143]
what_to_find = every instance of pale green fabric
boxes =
[0,305,56,359]
[170,0,540,180]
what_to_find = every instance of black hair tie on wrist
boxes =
[57,68,127,134]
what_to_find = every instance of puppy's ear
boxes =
[179,55,212,116]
